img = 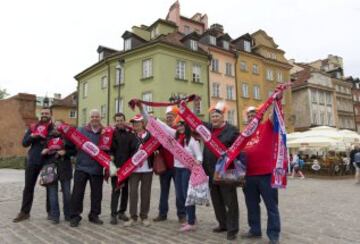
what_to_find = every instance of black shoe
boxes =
[227,232,237,241]
[65,216,71,222]
[269,240,280,244]
[13,212,30,223]
[241,232,262,239]
[212,226,227,233]
[47,213,52,220]
[70,219,80,227]
[110,216,118,225]
[51,219,60,225]
[153,215,167,222]
[89,216,103,225]
[118,213,129,222]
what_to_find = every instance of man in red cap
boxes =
[13,107,53,222]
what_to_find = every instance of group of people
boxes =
[13,101,283,244]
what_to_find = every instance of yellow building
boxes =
[50,92,77,126]
[232,30,294,131]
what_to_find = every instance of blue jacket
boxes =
[22,123,53,166]
[74,126,103,176]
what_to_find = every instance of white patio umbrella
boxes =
[287,136,338,148]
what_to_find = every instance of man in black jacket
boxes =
[203,105,240,241]
[109,112,137,225]
[13,107,53,222]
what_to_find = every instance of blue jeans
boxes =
[47,180,71,220]
[243,174,280,241]
[174,167,196,224]
[158,168,175,217]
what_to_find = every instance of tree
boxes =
[0,88,9,99]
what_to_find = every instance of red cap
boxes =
[130,114,144,122]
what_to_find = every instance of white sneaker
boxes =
[141,219,151,227]
[124,219,136,227]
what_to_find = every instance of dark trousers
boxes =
[20,164,48,214]
[174,167,196,224]
[209,182,239,235]
[158,168,175,217]
[47,180,71,220]
[70,170,103,221]
[110,176,128,217]
[129,172,153,220]
[243,174,280,241]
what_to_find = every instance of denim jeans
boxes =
[158,168,175,217]
[243,174,280,241]
[47,179,71,220]
[174,167,196,224]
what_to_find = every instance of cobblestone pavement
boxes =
[0,169,359,244]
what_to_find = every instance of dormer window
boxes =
[124,38,132,51]
[151,27,159,39]
[223,41,229,50]
[244,40,251,52]
[190,40,198,51]
[209,35,216,45]
[99,51,104,61]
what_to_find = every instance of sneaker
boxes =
[179,224,196,232]
[13,212,30,223]
[141,219,151,227]
[153,215,167,222]
[124,219,137,227]
[241,232,262,238]
[212,226,227,233]
[110,216,118,225]
[89,216,103,225]
[118,213,129,222]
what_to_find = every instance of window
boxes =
[100,104,107,119]
[212,82,220,97]
[326,93,332,105]
[356,83,360,89]
[223,41,229,50]
[151,27,159,38]
[115,98,123,113]
[209,35,216,45]
[184,25,191,35]
[192,64,201,83]
[124,38,131,51]
[311,90,317,103]
[240,61,247,71]
[225,63,233,76]
[101,76,108,89]
[277,72,283,83]
[266,69,273,81]
[319,92,325,104]
[227,110,235,125]
[312,111,318,124]
[327,111,333,125]
[115,63,124,85]
[81,108,87,126]
[69,110,77,118]
[252,64,259,74]
[176,60,186,80]
[82,82,88,98]
[142,59,152,78]
[244,40,251,52]
[253,85,260,100]
[242,83,249,98]
[142,92,153,112]
[190,40,198,51]
[226,85,234,100]
[211,59,219,72]
[193,99,202,114]
[99,52,104,61]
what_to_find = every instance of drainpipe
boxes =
[234,51,241,129]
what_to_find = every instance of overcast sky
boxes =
[0,0,359,97]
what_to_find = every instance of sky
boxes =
[0,0,359,98]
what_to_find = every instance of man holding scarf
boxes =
[13,107,53,222]
[241,105,281,244]
[202,102,240,241]
[69,109,105,227]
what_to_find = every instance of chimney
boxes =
[210,23,224,34]
[54,93,61,99]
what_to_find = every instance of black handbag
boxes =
[39,163,58,186]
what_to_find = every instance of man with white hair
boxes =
[69,109,105,227]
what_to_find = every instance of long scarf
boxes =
[57,123,110,169]
[30,121,52,139]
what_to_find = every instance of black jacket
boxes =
[22,123,54,166]
[202,122,239,181]
[111,128,138,168]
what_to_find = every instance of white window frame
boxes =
[142,59,153,79]
[242,83,249,98]
[212,82,220,97]
[211,59,219,72]
[225,63,233,76]
[192,63,201,83]
[252,64,259,74]
[223,41,229,50]
[277,72,283,83]
[69,110,77,118]
[124,38,132,51]
[253,85,260,100]
[100,104,107,119]
[240,61,247,71]
[226,85,234,100]
[176,60,186,80]
[142,92,153,112]
[115,63,124,85]
[190,40,198,51]
[209,35,216,45]
[244,40,251,52]
[266,69,274,81]
[83,82,88,98]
